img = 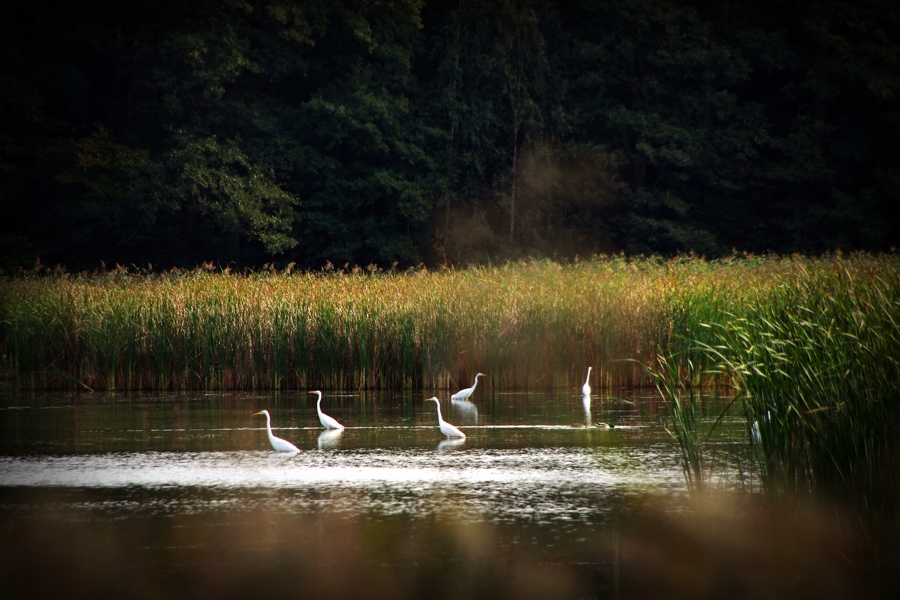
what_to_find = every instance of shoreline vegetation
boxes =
[1,253,897,393]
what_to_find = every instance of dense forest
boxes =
[2,0,899,271]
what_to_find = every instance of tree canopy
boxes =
[2,0,899,271]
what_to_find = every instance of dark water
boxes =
[4,389,826,599]
[0,390,700,515]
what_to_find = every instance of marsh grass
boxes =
[666,256,900,553]
[1,255,895,396]
[620,352,739,499]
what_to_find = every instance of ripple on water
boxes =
[0,446,685,523]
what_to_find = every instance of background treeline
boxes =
[2,0,899,271]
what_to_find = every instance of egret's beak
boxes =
[253,411,263,416]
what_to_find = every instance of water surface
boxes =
[0,389,749,598]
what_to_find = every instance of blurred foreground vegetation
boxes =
[1,487,895,600]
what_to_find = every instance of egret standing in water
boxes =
[308,390,344,430]
[451,372,485,401]
[253,410,300,453]
[426,397,466,439]
[582,366,592,396]
[751,411,772,444]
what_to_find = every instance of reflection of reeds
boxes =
[1,255,896,396]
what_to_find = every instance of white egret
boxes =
[253,410,300,453]
[308,390,345,430]
[751,411,772,444]
[451,372,485,401]
[582,366,592,396]
[426,397,466,439]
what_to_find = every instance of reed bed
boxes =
[616,254,900,553]
[693,257,900,548]
[0,255,895,395]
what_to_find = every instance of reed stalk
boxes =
[1,255,896,397]
[666,255,900,553]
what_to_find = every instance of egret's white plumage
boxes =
[751,411,771,444]
[451,373,485,401]
[308,390,344,430]
[582,367,592,397]
[253,410,300,453]
[426,397,466,439]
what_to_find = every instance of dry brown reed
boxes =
[1,254,893,391]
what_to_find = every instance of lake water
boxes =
[0,389,762,599]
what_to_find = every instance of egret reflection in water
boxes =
[317,428,343,450]
[437,438,466,452]
[451,398,479,423]
[582,394,592,426]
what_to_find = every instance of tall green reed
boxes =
[1,255,893,396]
[674,255,900,552]
[624,351,738,499]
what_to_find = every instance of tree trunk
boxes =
[510,129,518,239]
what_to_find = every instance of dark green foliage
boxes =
[2,0,899,271]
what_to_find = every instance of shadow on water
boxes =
[1,389,898,598]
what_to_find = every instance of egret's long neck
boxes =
[316,394,323,417]
[584,367,592,386]
[471,375,480,390]
[264,413,275,441]
[434,401,444,424]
